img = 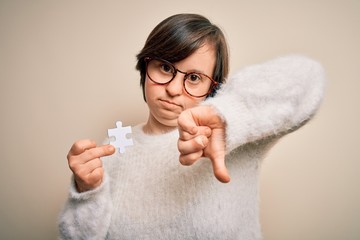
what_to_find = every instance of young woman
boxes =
[59,13,325,239]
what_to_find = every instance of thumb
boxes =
[206,127,229,183]
[211,154,230,183]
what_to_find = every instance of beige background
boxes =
[1,0,359,239]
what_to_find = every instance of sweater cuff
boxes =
[201,98,243,154]
[68,173,109,201]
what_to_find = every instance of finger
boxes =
[88,167,103,186]
[73,158,102,181]
[205,128,229,183]
[179,151,204,166]
[83,157,103,173]
[75,166,104,192]
[177,110,198,135]
[70,153,103,174]
[179,126,212,141]
[185,106,224,129]
[80,144,115,162]
[211,155,230,183]
[68,139,97,156]
[178,135,208,155]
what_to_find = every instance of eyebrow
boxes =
[172,63,207,75]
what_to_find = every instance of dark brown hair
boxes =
[136,13,229,101]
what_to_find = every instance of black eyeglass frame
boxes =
[144,57,218,98]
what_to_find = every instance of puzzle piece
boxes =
[107,121,133,153]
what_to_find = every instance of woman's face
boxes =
[144,43,216,133]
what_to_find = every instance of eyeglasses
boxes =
[144,57,218,98]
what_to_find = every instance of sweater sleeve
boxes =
[58,173,113,240]
[202,55,325,153]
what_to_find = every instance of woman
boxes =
[59,13,325,239]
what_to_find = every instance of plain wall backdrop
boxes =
[1,0,359,239]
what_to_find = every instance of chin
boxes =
[157,112,180,126]
[161,119,178,128]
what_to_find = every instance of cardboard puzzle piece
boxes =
[107,121,133,153]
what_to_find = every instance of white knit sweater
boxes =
[58,55,325,240]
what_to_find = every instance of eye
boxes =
[187,73,202,84]
[160,63,173,74]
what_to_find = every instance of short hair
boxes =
[136,13,229,101]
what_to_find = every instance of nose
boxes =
[165,72,184,96]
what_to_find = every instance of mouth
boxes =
[159,99,182,110]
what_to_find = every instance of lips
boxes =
[159,99,182,110]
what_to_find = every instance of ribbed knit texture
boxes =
[58,55,325,240]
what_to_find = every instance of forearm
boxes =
[203,55,325,152]
[58,174,113,239]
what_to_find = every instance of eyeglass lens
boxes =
[146,59,213,97]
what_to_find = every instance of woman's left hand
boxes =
[177,105,230,183]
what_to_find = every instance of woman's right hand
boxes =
[67,139,115,192]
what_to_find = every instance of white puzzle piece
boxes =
[107,121,133,153]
